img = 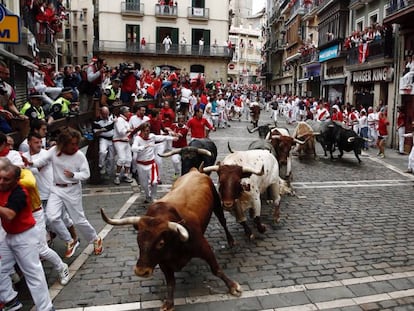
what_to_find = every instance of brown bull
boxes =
[266,127,304,179]
[101,168,241,311]
[292,121,318,159]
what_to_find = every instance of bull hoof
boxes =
[273,216,281,223]
[229,282,243,297]
[248,233,255,241]
[257,223,266,234]
[161,301,174,311]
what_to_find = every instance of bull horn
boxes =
[203,165,220,174]
[312,132,320,136]
[197,148,212,157]
[247,126,258,133]
[347,137,355,143]
[293,138,305,145]
[158,148,182,157]
[198,161,205,172]
[271,135,282,140]
[168,221,189,242]
[363,137,373,142]
[242,165,264,176]
[227,141,236,153]
[101,208,141,226]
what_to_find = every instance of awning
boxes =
[285,52,301,63]
[297,78,309,83]
[0,48,38,70]
[321,78,346,86]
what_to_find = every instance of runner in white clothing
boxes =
[131,123,177,203]
[28,127,103,258]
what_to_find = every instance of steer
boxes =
[101,168,241,311]
[266,127,304,179]
[204,150,292,240]
[292,121,318,159]
[158,138,217,175]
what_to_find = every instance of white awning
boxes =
[297,78,309,83]
[0,48,38,70]
[285,52,301,62]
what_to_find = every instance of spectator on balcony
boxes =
[180,37,187,54]
[401,55,414,89]
[198,37,204,55]
[162,35,172,53]
[140,37,146,50]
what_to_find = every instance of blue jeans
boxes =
[360,127,369,149]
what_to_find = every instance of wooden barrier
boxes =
[8,118,31,150]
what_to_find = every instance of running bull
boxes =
[159,138,217,175]
[204,150,292,240]
[101,168,241,311]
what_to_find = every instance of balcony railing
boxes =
[94,41,232,57]
[121,2,144,15]
[187,7,209,19]
[345,38,394,66]
[386,0,414,16]
[299,50,319,64]
[155,4,177,17]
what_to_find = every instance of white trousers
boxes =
[137,163,158,200]
[47,184,98,244]
[408,146,414,171]
[114,141,132,167]
[0,226,53,310]
[33,209,64,271]
[99,138,114,171]
[171,154,181,175]
[398,126,406,153]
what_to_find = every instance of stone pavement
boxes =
[15,114,414,311]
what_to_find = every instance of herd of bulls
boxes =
[100,119,370,311]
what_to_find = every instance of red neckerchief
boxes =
[0,146,10,157]
[140,133,150,141]
[57,146,79,156]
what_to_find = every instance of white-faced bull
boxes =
[101,169,241,311]
[204,150,292,240]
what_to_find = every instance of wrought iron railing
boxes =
[94,41,232,57]
[345,37,394,65]
[386,0,414,16]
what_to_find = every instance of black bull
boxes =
[317,121,368,163]
[158,138,217,175]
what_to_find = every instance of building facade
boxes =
[93,0,232,81]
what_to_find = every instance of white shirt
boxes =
[129,114,150,130]
[23,148,53,200]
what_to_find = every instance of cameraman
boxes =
[0,61,28,132]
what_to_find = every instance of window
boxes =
[355,17,364,32]
[126,24,140,43]
[368,9,379,27]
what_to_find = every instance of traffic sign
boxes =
[0,5,20,44]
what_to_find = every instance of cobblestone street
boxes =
[18,113,414,311]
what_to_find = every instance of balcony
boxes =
[187,7,209,20]
[94,41,233,58]
[155,4,177,18]
[121,2,144,16]
[345,38,394,66]
[384,0,414,25]
[349,0,365,10]
[299,49,319,65]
